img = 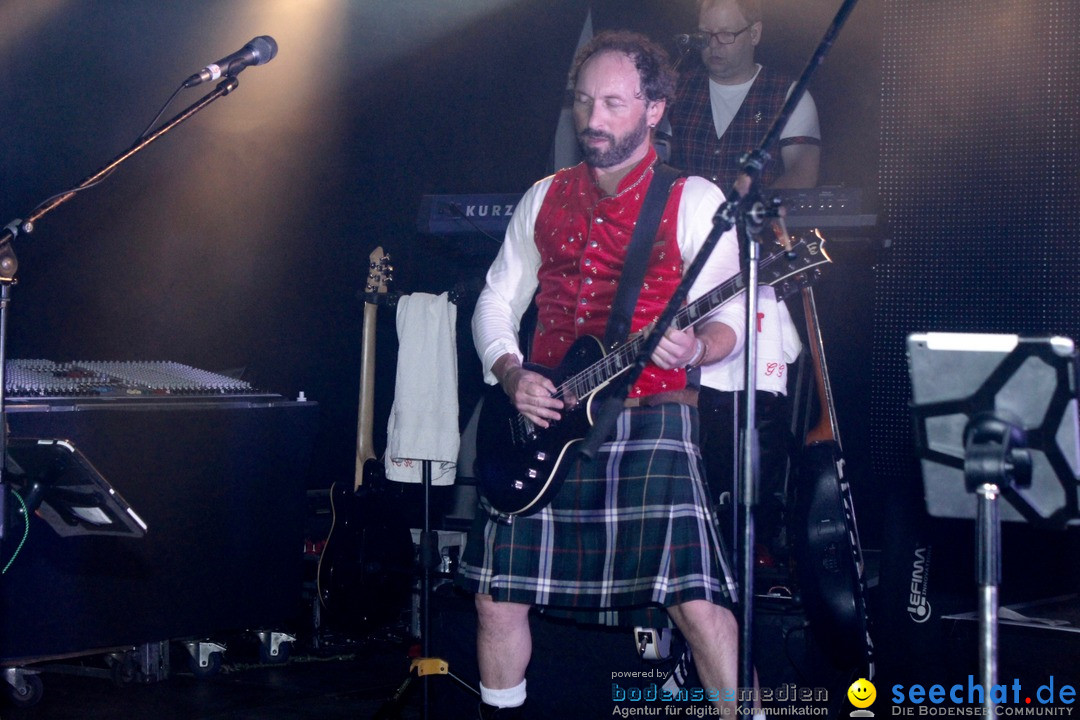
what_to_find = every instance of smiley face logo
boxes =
[847,678,876,709]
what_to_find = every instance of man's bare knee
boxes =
[668,600,737,643]
[475,594,531,630]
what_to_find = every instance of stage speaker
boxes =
[869,0,1080,687]
[874,463,975,687]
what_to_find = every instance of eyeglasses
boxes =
[693,24,753,46]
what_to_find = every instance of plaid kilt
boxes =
[457,403,736,626]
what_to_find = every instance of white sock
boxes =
[479,679,527,708]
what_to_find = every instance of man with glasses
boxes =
[670,0,820,189]
[668,0,816,565]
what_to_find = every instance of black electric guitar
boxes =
[475,235,831,516]
[317,248,413,632]
[789,230,873,673]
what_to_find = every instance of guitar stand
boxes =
[374,459,479,720]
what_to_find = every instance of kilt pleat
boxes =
[457,403,736,625]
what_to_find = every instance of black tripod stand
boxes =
[375,459,479,720]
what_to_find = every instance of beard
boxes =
[577,113,650,169]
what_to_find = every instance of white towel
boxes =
[385,292,459,485]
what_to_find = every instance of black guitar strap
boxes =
[603,163,683,348]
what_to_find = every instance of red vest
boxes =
[529,151,689,399]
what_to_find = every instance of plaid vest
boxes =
[669,64,792,188]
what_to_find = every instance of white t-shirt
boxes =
[709,65,821,142]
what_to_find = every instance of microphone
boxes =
[184,36,278,88]
[674,33,709,52]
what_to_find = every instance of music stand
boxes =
[907,332,1080,715]
[5,438,147,539]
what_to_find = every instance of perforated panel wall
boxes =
[870,0,1080,479]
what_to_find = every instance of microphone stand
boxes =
[0,77,241,540]
[732,0,860,697]
[581,0,860,707]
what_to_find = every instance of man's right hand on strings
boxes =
[495,355,563,428]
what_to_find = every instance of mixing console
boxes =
[5,360,259,398]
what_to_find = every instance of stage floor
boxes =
[1,584,860,719]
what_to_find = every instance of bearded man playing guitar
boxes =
[456,30,749,718]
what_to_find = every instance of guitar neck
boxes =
[801,285,841,448]
[556,280,736,402]
[557,239,826,402]
[353,246,392,490]
[355,301,379,490]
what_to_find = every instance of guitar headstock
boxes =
[762,227,831,301]
[364,247,393,304]
[769,223,828,258]
[766,216,799,253]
